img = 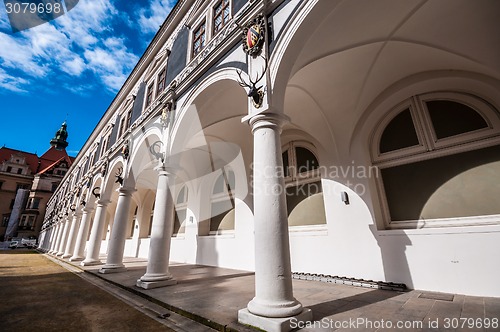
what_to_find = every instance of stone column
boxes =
[81,200,110,266]
[50,223,62,254]
[70,207,94,262]
[99,188,134,273]
[137,168,176,289]
[238,113,311,332]
[62,212,81,258]
[56,219,70,256]
[46,227,56,252]
[47,226,56,251]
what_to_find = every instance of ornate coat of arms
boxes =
[242,15,266,57]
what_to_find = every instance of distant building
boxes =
[0,122,73,240]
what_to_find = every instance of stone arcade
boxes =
[39,1,500,331]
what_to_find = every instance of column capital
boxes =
[97,199,111,207]
[118,187,136,195]
[248,112,290,134]
[82,205,95,213]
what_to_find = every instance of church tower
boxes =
[49,121,69,150]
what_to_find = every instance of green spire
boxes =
[50,121,69,150]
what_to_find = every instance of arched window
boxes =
[173,186,188,236]
[128,206,137,238]
[148,201,155,236]
[372,92,500,228]
[282,142,326,227]
[209,168,235,234]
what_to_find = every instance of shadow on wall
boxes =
[382,145,500,224]
[370,225,413,290]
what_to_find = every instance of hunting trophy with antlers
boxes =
[236,56,268,108]
[115,167,124,186]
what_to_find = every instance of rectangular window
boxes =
[17,168,23,174]
[0,182,3,190]
[213,0,230,34]
[125,109,132,130]
[157,67,166,95]
[20,215,28,226]
[32,198,41,210]
[119,116,127,137]
[146,82,154,107]
[193,21,206,57]
[28,215,35,229]
[6,166,12,173]
[16,183,29,191]
[51,183,58,192]
[2,215,9,227]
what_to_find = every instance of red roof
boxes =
[0,147,40,174]
[38,146,72,174]
[0,146,73,175]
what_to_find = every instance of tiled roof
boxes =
[0,146,72,175]
[0,147,40,174]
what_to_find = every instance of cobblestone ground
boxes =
[0,250,174,332]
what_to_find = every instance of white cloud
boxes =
[84,37,139,92]
[0,0,145,93]
[138,0,176,35]
[62,57,86,76]
[0,68,29,93]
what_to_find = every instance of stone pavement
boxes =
[52,254,500,331]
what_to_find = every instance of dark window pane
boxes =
[295,147,319,173]
[426,100,488,139]
[282,151,289,177]
[382,144,500,221]
[177,186,186,204]
[380,109,419,153]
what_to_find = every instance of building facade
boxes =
[39,0,500,330]
[1,122,72,241]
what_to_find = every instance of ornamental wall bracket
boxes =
[92,187,101,199]
[122,141,130,160]
[100,160,108,177]
[160,101,173,128]
[236,55,268,108]
[241,14,266,58]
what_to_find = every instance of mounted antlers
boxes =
[115,167,124,185]
[236,55,268,108]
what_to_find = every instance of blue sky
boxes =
[0,0,177,157]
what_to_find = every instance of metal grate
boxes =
[292,272,407,292]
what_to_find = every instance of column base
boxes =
[69,256,84,262]
[61,253,72,258]
[136,278,177,290]
[238,308,312,332]
[80,259,103,266]
[99,264,126,274]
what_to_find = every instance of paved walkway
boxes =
[47,253,500,331]
[0,250,193,331]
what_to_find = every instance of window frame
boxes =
[281,141,327,230]
[208,169,235,235]
[145,82,155,108]
[372,92,500,229]
[192,20,207,58]
[156,67,167,96]
[173,185,188,237]
[212,0,231,35]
